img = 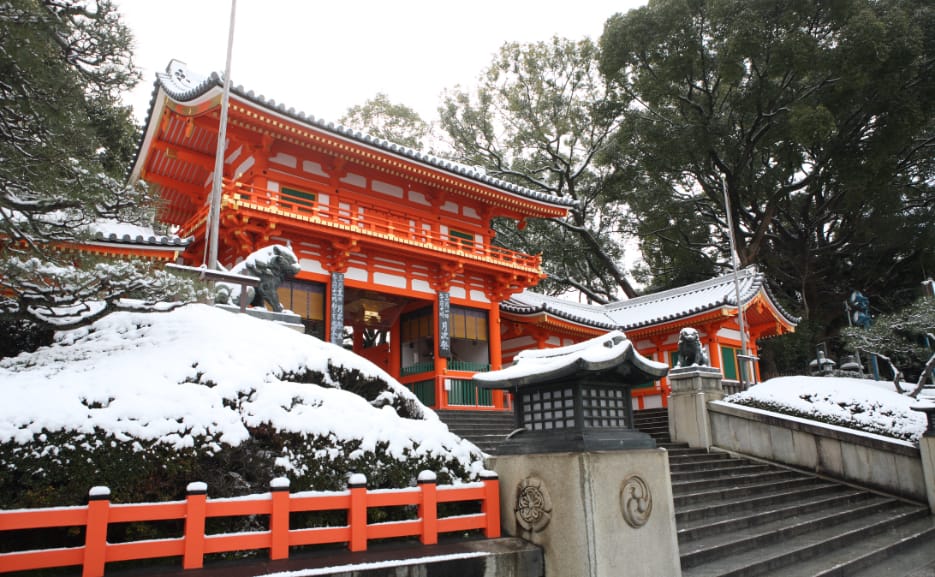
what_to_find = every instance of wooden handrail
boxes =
[0,472,500,577]
[226,181,542,272]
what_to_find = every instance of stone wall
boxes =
[708,400,926,502]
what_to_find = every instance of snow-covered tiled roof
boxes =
[143,60,577,211]
[88,220,191,249]
[500,290,619,330]
[475,331,669,388]
[502,267,799,332]
[91,231,191,248]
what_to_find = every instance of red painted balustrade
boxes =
[0,471,500,577]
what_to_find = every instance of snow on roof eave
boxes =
[476,332,668,388]
[604,266,763,312]
[140,60,578,212]
[502,266,799,334]
[499,301,618,331]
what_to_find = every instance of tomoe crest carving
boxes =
[620,475,653,528]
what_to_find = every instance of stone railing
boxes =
[707,400,926,502]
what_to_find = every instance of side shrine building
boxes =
[129,61,797,413]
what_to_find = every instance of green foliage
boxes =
[598,0,935,340]
[841,297,935,382]
[0,1,200,335]
[340,93,432,151]
[440,36,637,302]
[0,317,54,358]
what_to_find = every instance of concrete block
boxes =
[840,442,874,486]
[816,437,844,476]
[768,425,795,462]
[791,430,819,470]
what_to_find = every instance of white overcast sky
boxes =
[116,1,646,124]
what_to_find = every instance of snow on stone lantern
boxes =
[474,330,669,454]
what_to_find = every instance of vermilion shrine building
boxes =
[125,61,797,412]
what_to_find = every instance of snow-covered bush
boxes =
[726,376,927,442]
[0,305,485,511]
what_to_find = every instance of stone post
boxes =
[667,366,724,450]
[911,403,935,513]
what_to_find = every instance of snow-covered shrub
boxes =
[0,305,485,512]
[726,376,927,442]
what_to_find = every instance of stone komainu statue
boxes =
[215,245,301,312]
[676,327,709,367]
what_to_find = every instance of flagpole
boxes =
[721,178,750,382]
[206,0,237,269]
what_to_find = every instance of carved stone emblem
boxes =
[515,477,552,532]
[620,475,653,528]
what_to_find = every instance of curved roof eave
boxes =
[476,332,669,388]
[501,267,800,333]
[130,60,579,213]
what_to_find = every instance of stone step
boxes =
[677,488,878,542]
[840,516,935,577]
[674,476,825,508]
[673,469,808,496]
[668,452,734,466]
[670,457,762,475]
[676,482,845,524]
[633,415,669,426]
[671,462,774,482]
[679,497,913,568]
[680,504,930,577]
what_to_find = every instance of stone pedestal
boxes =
[920,436,935,514]
[911,403,935,513]
[489,449,681,577]
[216,304,305,332]
[668,366,724,450]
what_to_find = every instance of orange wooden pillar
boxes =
[488,303,504,408]
[183,482,207,570]
[388,320,401,379]
[269,478,290,560]
[418,471,438,545]
[82,487,110,577]
[480,471,501,538]
[348,474,368,552]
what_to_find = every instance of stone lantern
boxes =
[475,331,668,454]
[475,331,682,577]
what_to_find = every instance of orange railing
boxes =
[0,471,500,577]
[226,181,543,272]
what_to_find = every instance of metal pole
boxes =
[206,0,237,270]
[721,178,750,383]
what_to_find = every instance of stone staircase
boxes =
[634,408,935,577]
[436,409,518,455]
[632,407,671,443]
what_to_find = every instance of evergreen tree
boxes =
[599,0,934,358]
[340,93,432,151]
[0,0,201,344]
[842,297,935,396]
[440,37,637,302]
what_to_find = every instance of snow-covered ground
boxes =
[727,376,931,442]
[0,304,484,476]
